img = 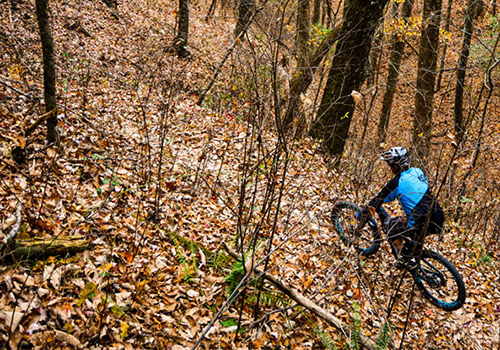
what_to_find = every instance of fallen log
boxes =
[2,235,87,261]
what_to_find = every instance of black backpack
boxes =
[413,190,445,235]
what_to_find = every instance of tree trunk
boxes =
[367,27,383,88]
[453,0,483,143]
[35,0,59,146]
[175,0,190,57]
[435,0,453,92]
[282,0,311,134]
[412,0,442,160]
[312,0,321,24]
[309,0,389,157]
[282,25,342,130]
[234,0,256,39]
[377,0,415,143]
[325,0,333,27]
[295,0,310,64]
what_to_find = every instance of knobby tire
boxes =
[414,250,466,311]
[331,201,380,256]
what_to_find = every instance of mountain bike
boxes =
[330,200,466,311]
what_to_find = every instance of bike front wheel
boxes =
[415,250,466,311]
[330,201,380,256]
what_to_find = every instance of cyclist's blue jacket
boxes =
[368,167,429,228]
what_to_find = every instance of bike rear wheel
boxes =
[330,201,380,256]
[415,250,466,311]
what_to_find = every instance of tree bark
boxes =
[282,0,311,134]
[3,236,87,261]
[282,25,342,130]
[309,0,389,157]
[35,0,59,146]
[312,0,321,24]
[377,0,415,143]
[453,0,483,143]
[367,27,383,88]
[234,0,256,39]
[175,0,190,57]
[295,0,310,65]
[435,0,453,92]
[412,0,442,160]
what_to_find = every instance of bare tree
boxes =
[412,0,442,160]
[295,0,310,62]
[35,0,59,146]
[435,0,453,92]
[377,0,415,143]
[453,0,484,142]
[234,0,256,39]
[282,26,342,131]
[312,0,321,24]
[309,0,389,157]
[175,0,190,57]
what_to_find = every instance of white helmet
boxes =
[381,147,411,170]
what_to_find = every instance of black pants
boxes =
[380,195,444,258]
[382,216,421,258]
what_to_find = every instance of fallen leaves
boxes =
[0,0,499,349]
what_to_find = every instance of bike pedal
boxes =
[395,257,417,271]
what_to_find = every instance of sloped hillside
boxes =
[0,0,499,349]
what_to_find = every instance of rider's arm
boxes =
[368,174,400,209]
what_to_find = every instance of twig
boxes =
[3,201,22,244]
[0,77,38,99]
[223,245,377,349]
[23,108,57,136]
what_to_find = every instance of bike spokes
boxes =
[331,201,380,256]
[415,251,466,311]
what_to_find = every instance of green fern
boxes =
[173,238,197,282]
[349,302,361,350]
[374,322,394,350]
[207,246,233,271]
[224,250,263,295]
[314,325,339,350]
[249,290,288,308]
[225,259,245,295]
[307,301,394,350]
[173,238,186,264]
[190,241,196,261]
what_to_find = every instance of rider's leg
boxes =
[397,228,423,270]
[376,207,389,226]
[383,217,420,269]
[384,216,407,257]
[376,207,404,249]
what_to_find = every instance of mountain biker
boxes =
[360,147,444,269]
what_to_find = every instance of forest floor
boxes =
[0,0,499,349]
